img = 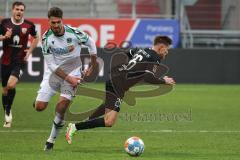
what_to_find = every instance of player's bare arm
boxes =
[24,35,40,61]
[84,54,98,77]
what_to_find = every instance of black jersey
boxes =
[122,47,162,78]
[0,18,37,65]
[109,48,166,96]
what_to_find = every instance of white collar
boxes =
[11,17,24,25]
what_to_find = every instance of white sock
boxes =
[47,113,64,143]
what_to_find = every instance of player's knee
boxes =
[7,83,16,90]
[34,101,48,111]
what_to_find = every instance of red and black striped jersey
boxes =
[0,18,37,65]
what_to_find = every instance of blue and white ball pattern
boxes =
[124,136,144,156]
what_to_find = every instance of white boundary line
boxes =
[0,129,240,133]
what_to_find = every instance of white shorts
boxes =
[36,76,77,102]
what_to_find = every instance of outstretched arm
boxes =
[82,36,98,79]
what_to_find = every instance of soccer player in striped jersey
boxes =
[0,1,39,128]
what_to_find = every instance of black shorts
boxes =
[105,80,125,110]
[1,64,25,87]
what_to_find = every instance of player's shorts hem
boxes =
[36,91,56,102]
[60,93,73,101]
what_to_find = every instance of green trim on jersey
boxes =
[65,25,89,44]
[42,29,53,55]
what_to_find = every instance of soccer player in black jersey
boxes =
[0,1,39,127]
[65,36,175,144]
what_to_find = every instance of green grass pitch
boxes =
[0,83,240,160]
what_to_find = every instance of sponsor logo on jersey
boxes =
[9,35,23,48]
[13,35,20,45]
[51,47,71,55]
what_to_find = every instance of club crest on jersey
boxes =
[67,38,72,43]
[21,28,27,34]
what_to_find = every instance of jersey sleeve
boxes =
[143,73,166,84]
[67,26,97,54]
[83,35,97,55]
[68,26,89,44]
[41,35,49,55]
[29,23,37,37]
[41,34,59,72]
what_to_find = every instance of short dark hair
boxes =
[48,7,63,18]
[12,1,26,9]
[154,35,172,46]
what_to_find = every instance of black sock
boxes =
[2,94,8,111]
[75,117,105,130]
[6,89,16,115]
[89,104,106,120]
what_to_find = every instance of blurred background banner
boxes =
[128,19,179,48]
[28,18,180,48]
[7,48,239,84]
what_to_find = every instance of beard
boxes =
[52,26,63,36]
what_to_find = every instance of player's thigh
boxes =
[36,80,56,103]
[7,64,25,89]
[60,82,76,101]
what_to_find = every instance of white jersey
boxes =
[41,25,97,80]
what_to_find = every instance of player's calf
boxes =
[104,109,119,127]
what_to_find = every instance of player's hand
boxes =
[24,49,31,61]
[83,66,93,77]
[83,60,98,77]
[65,75,82,88]
[163,76,176,85]
[4,28,12,39]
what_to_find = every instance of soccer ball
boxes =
[124,136,144,156]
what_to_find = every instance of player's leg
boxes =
[3,65,24,127]
[1,65,11,112]
[104,108,119,127]
[1,65,16,127]
[73,95,121,129]
[65,105,120,144]
[5,75,18,113]
[34,81,57,151]
[65,90,122,144]
[34,79,56,111]
[44,83,74,151]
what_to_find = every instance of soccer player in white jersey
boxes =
[33,7,98,151]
